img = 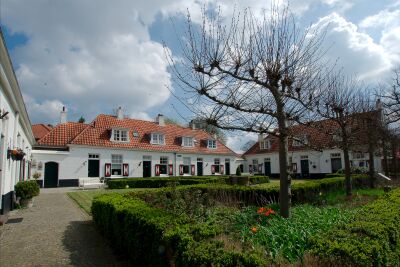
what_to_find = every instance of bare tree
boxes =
[315,75,374,196]
[165,5,331,217]
[381,67,400,123]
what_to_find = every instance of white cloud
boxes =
[226,132,257,154]
[23,94,65,123]
[310,13,394,81]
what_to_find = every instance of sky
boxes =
[1,0,400,153]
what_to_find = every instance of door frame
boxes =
[88,159,100,177]
[143,161,152,177]
[44,161,59,188]
[300,159,310,178]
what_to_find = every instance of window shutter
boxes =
[179,165,184,175]
[169,164,173,175]
[123,163,129,176]
[220,164,224,174]
[155,164,160,176]
[211,165,215,174]
[191,165,195,175]
[105,163,111,177]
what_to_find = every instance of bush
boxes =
[91,193,265,266]
[309,187,400,266]
[15,180,40,199]
[236,167,242,176]
[107,176,223,189]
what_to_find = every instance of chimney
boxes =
[117,107,124,120]
[258,133,264,142]
[190,120,196,130]
[156,114,165,126]
[60,106,67,124]
[375,99,382,110]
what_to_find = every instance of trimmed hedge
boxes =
[310,187,400,266]
[92,193,265,266]
[107,175,270,189]
[15,180,40,199]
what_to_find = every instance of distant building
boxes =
[32,108,237,187]
[0,29,35,220]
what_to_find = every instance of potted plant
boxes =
[32,172,41,180]
[8,148,25,161]
[15,180,40,208]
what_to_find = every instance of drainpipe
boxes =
[174,152,177,176]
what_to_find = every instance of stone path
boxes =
[0,188,128,267]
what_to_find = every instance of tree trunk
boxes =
[278,132,290,218]
[368,141,375,188]
[342,136,352,196]
[382,139,389,176]
[391,140,398,179]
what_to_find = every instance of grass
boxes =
[322,187,385,207]
[67,188,138,214]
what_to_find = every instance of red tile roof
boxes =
[37,114,235,155]
[32,124,53,141]
[37,122,88,147]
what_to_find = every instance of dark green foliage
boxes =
[14,180,40,200]
[236,167,242,176]
[91,193,265,266]
[310,187,400,266]
[106,176,225,189]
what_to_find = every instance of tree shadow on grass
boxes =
[62,220,129,267]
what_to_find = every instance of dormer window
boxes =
[182,137,194,147]
[293,135,309,147]
[111,129,129,142]
[151,133,165,145]
[260,139,271,150]
[207,139,217,149]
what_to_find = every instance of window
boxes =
[353,152,365,159]
[151,133,165,145]
[293,135,309,147]
[264,158,270,162]
[89,154,99,159]
[331,153,341,158]
[197,158,203,162]
[183,157,191,174]
[260,140,271,150]
[160,156,168,174]
[214,158,220,173]
[112,129,129,142]
[252,159,258,173]
[208,139,217,149]
[182,137,194,147]
[300,155,308,159]
[111,154,123,175]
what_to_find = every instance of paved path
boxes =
[0,188,128,267]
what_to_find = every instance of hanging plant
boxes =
[8,148,25,161]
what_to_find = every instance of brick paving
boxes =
[0,188,128,267]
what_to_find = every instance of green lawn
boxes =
[68,189,137,214]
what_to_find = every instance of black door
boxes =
[88,160,100,177]
[300,160,309,178]
[331,158,342,173]
[44,162,58,188]
[143,161,151,177]
[264,162,271,176]
[197,162,203,176]
[225,163,230,175]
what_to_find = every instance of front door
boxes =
[88,160,100,177]
[197,162,203,176]
[44,162,58,188]
[225,162,230,175]
[300,160,309,178]
[331,158,342,173]
[264,162,271,176]
[143,161,151,177]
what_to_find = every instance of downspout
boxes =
[174,152,177,176]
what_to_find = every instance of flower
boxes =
[264,208,276,216]
[251,226,258,233]
[257,207,267,214]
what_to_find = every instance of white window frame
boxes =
[214,158,220,173]
[260,139,271,150]
[353,152,365,159]
[159,156,169,175]
[111,154,123,176]
[183,157,191,174]
[111,128,129,142]
[293,135,309,147]
[208,139,217,149]
[182,136,194,147]
[151,133,165,145]
[88,154,100,159]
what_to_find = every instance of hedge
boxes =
[107,175,270,189]
[92,193,265,266]
[309,187,400,266]
[135,174,369,206]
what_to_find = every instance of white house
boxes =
[32,108,237,187]
[0,30,35,220]
[243,113,383,178]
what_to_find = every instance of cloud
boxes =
[22,94,65,123]
[226,132,257,154]
[310,13,394,81]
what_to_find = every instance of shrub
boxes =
[236,167,242,176]
[15,180,40,199]
[91,193,265,266]
[309,187,400,266]
[107,176,222,189]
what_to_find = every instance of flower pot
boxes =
[20,198,34,208]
